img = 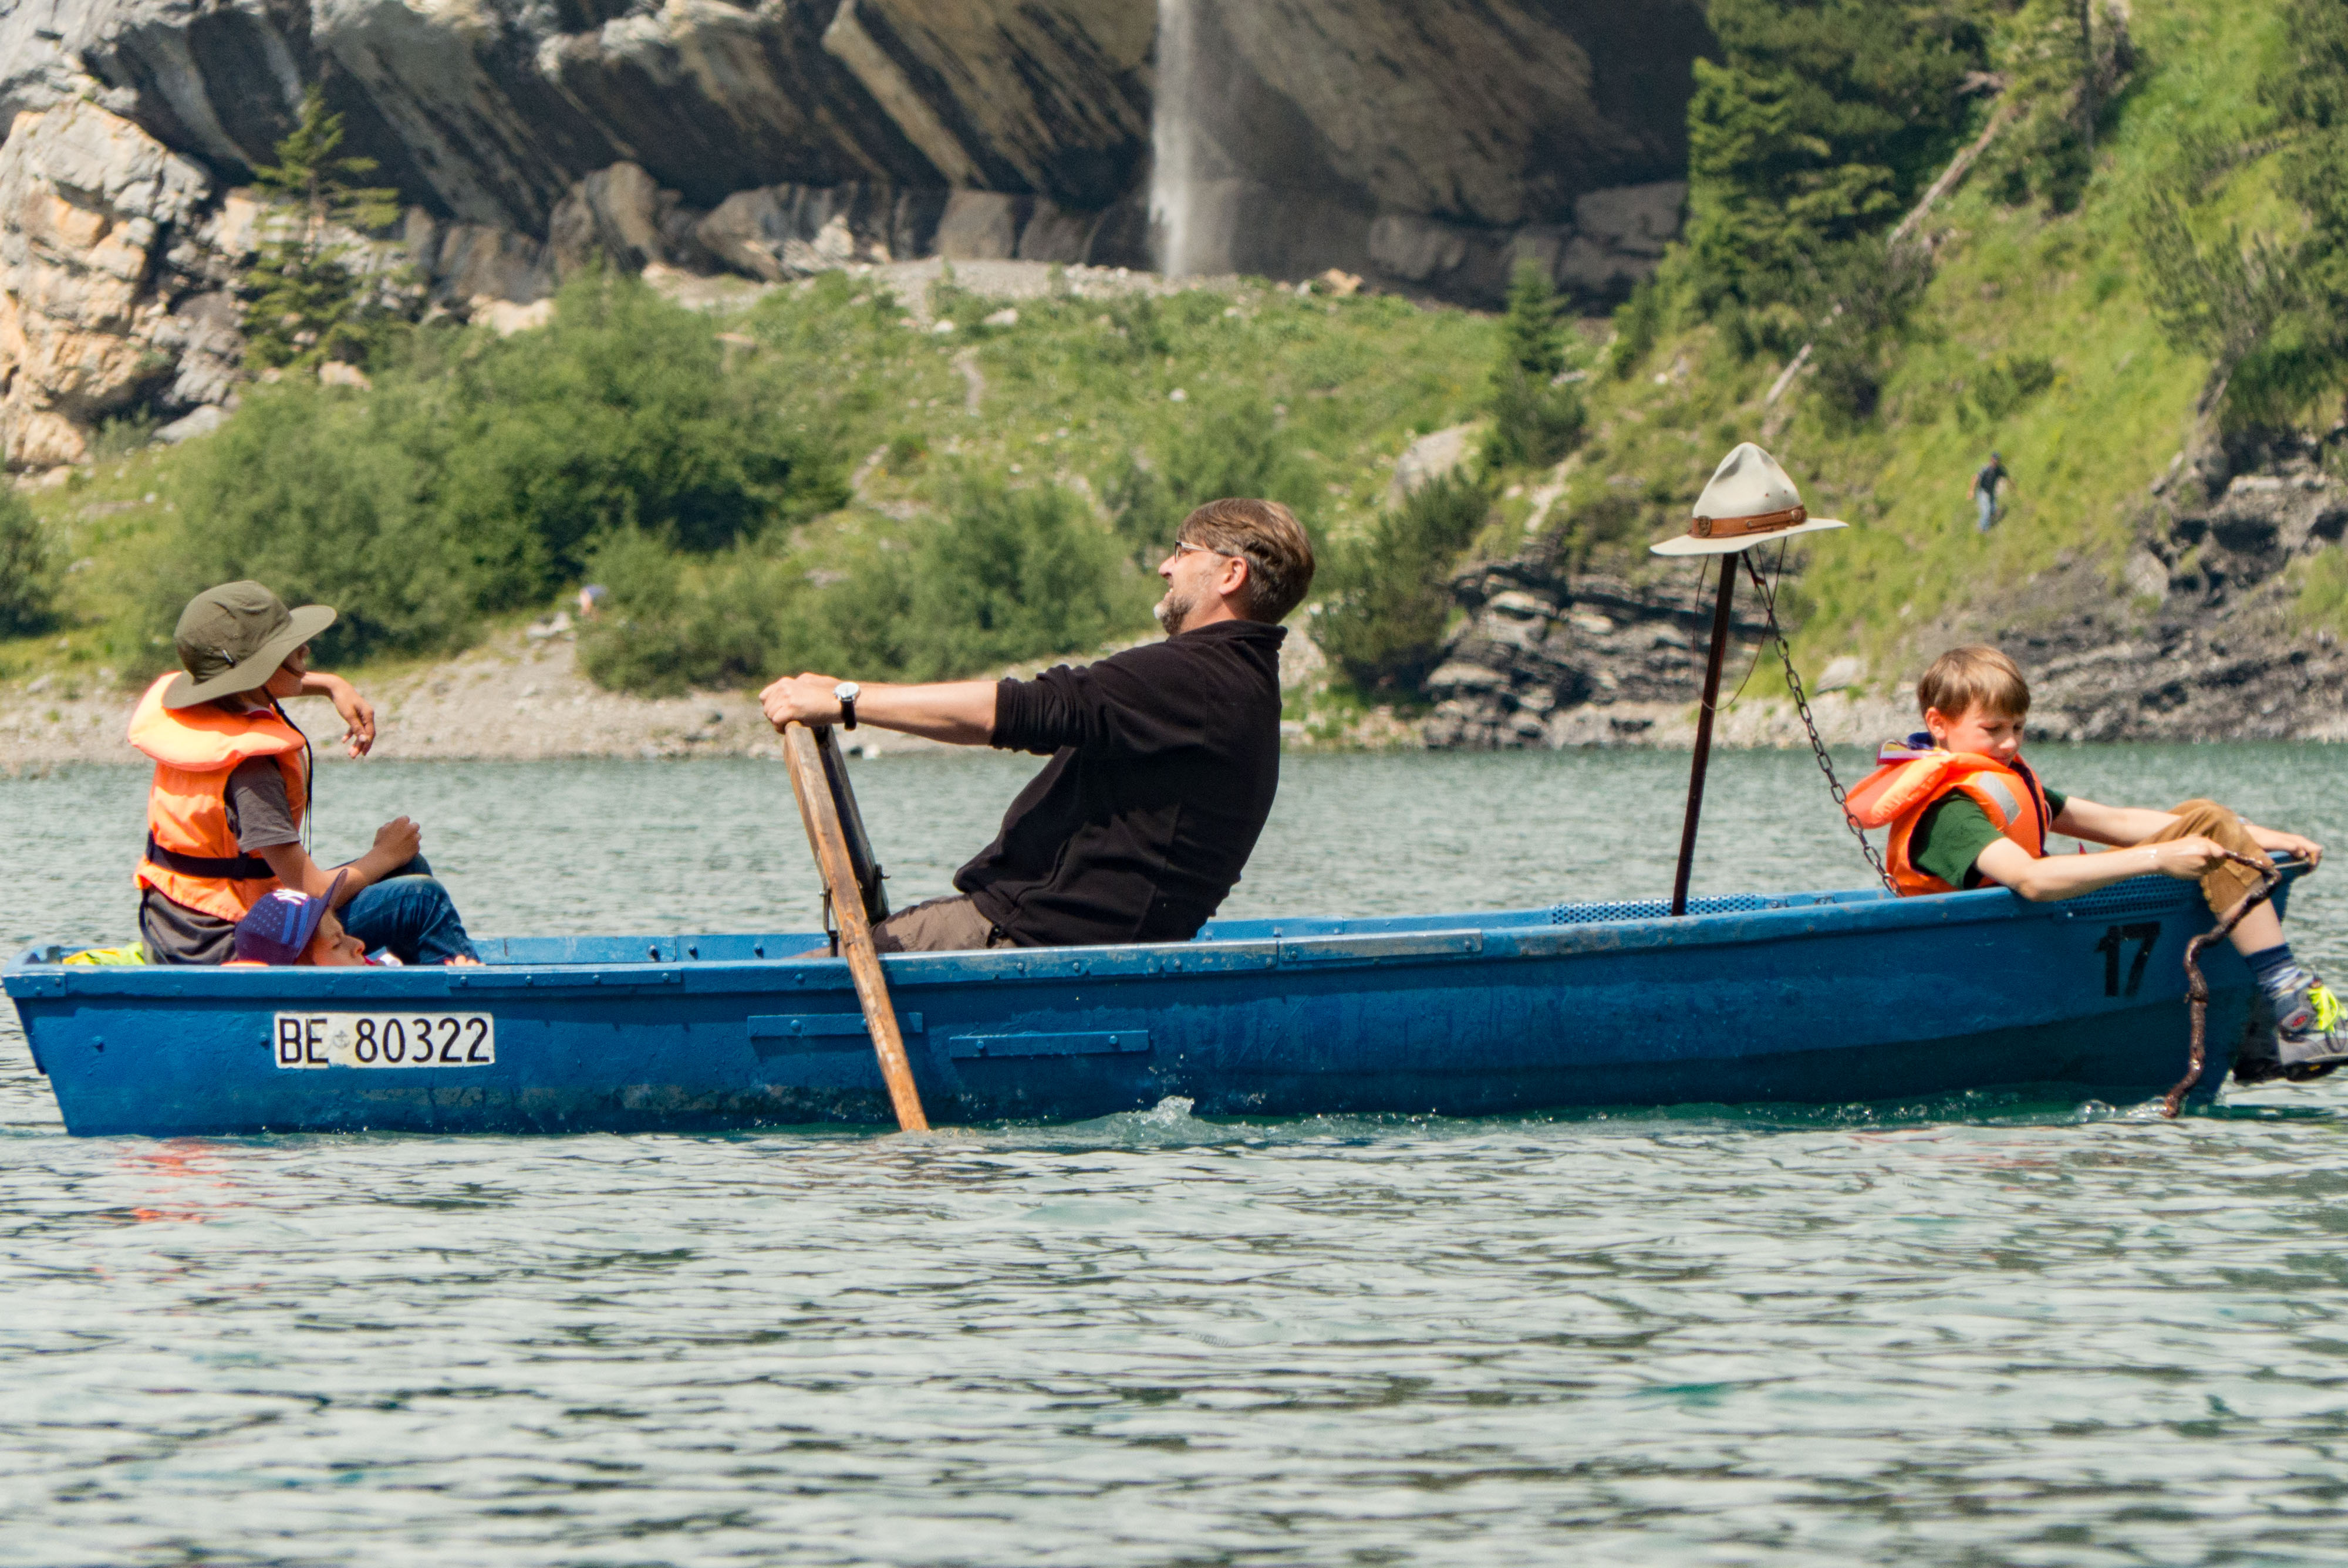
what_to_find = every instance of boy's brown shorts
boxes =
[2138,799,2274,915]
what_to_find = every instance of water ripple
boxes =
[6,749,2348,1562]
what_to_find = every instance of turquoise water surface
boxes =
[5,745,2347,1564]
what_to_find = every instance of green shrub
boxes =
[1964,352,2059,425]
[0,490,56,637]
[580,476,1153,691]
[158,273,847,661]
[1487,370,1587,471]
[1309,471,1493,692]
[90,412,159,459]
[1608,275,1669,377]
[160,384,470,660]
[424,273,845,594]
[1805,238,1931,426]
[1981,0,2131,214]
[882,474,1155,680]
[1099,394,1321,566]
[2132,0,2348,428]
[1485,260,1587,469]
[576,530,804,695]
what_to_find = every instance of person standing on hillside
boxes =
[758,499,1314,951]
[1969,451,2010,533]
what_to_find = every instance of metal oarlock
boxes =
[2161,849,2285,1119]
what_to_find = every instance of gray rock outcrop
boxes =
[0,100,217,468]
[0,0,1714,467]
[1155,0,1696,289]
[2004,435,2348,743]
[4,0,1696,251]
[1422,553,1770,749]
[1418,435,2348,750]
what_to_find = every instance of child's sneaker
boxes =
[2275,976,2348,1080]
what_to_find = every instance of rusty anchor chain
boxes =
[1738,549,1896,893]
[1728,550,2283,1117]
[2161,848,2286,1119]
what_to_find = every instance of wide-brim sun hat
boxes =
[162,580,336,709]
[1650,442,1848,557]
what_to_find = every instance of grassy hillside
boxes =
[1520,0,2320,692]
[1,0,2332,719]
[0,271,1493,697]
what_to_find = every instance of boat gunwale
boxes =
[9,867,2296,1003]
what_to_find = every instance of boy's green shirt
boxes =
[1911,783,2068,889]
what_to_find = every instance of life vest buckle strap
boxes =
[143,834,275,880]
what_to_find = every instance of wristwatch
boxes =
[834,681,860,730]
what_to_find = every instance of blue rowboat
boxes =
[5,867,2299,1137]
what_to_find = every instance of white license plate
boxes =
[272,1012,495,1070]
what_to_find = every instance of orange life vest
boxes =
[127,673,309,921]
[1845,741,2051,897]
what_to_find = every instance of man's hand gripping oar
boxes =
[777,721,929,1133]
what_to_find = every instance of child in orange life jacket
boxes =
[131,580,478,967]
[1848,645,2339,1076]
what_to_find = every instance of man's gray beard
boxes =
[1154,587,1196,637]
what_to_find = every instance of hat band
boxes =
[1691,504,1806,540]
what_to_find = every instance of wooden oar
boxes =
[780,721,929,1133]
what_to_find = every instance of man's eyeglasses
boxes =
[1173,540,1242,561]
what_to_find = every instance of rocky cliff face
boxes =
[1419,436,2348,751]
[0,0,1711,468]
[1983,433,2348,744]
[0,99,238,468]
[1422,551,1778,750]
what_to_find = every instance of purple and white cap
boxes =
[232,870,348,965]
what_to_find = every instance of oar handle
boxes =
[781,721,930,1133]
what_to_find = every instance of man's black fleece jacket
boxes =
[956,619,1286,947]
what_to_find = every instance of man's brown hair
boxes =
[1179,498,1317,623]
[1917,644,2030,721]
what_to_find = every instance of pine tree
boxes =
[1499,258,1568,382]
[1681,0,1991,314]
[244,88,404,371]
[1484,259,1584,469]
[1982,0,2127,212]
[2137,0,2348,427]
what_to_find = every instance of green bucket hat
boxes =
[162,582,337,709]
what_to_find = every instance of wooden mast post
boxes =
[1669,557,1740,917]
[781,721,929,1133]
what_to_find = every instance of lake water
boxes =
[6,745,2348,1564]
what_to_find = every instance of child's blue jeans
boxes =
[340,856,480,965]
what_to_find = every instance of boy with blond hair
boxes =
[1849,646,2337,1076]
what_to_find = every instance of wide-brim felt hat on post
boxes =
[162,580,336,709]
[1650,442,1848,557]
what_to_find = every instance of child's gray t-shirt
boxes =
[137,759,303,964]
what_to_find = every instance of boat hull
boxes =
[6,874,2289,1136]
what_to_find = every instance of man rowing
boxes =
[758,498,1314,951]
